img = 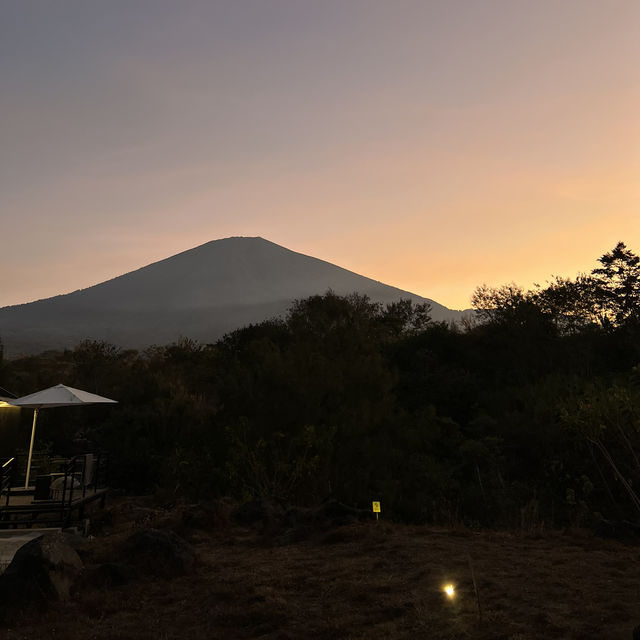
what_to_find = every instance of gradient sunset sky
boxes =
[2,0,638,310]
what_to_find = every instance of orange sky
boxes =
[1,1,638,310]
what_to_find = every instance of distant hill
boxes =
[0,237,469,356]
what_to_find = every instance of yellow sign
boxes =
[372,501,381,513]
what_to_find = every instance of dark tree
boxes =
[591,241,640,326]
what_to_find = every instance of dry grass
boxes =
[0,497,638,639]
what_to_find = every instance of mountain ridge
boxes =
[0,237,469,356]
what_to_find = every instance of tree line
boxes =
[1,242,639,528]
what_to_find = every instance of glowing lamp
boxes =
[444,584,455,598]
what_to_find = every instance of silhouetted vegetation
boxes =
[2,243,640,530]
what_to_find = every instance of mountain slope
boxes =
[0,237,467,355]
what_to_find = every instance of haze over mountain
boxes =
[0,237,469,356]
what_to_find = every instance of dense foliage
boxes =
[2,242,640,529]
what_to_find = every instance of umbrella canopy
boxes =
[11,384,117,488]
[12,384,117,409]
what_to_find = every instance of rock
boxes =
[181,501,221,530]
[232,499,283,527]
[78,562,130,589]
[124,528,196,578]
[0,533,83,610]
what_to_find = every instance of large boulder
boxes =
[181,499,232,530]
[0,533,83,610]
[124,528,196,578]
[77,562,130,589]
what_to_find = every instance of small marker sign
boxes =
[372,501,381,520]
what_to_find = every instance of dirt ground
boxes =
[0,497,638,640]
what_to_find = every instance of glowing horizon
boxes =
[1,1,638,312]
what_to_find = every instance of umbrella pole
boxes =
[24,408,39,489]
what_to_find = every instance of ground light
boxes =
[444,583,456,599]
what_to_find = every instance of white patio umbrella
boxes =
[11,383,117,488]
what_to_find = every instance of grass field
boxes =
[0,497,638,639]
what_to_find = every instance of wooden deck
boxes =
[0,453,109,529]
[0,487,108,529]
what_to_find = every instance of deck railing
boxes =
[0,458,14,507]
[0,452,108,529]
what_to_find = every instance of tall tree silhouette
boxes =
[592,242,640,326]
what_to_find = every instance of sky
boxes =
[1,0,639,310]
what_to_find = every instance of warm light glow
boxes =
[0,401,16,409]
[2,3,638,314]
[444,584,455,598]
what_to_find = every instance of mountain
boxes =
[0,237,469,356]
